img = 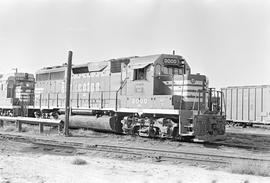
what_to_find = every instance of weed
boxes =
[229,160,270,177]
[4,126,16,132]
[71,157,87,165]
[21,127,29,132]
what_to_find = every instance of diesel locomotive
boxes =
[0,72,35,117]
[0,54,226,141]
[33,54,225,141]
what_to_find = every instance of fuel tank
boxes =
[59,115,123,133]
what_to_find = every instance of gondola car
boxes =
[34,54,225,141]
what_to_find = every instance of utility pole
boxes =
[64,51,73,136]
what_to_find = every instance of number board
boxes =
[163,58,184,68]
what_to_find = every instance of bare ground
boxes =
[1,141,270,183]
[0,124,270,183]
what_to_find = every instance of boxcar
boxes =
[221,85,270,125]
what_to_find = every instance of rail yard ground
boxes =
[1,123,270,183]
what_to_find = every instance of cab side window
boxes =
[134,68,146,80]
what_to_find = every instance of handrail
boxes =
[0,116,62,124]
[192,90,199,110]
[118,78,128,92]
[221,91,226,116]
[115,77,128,111]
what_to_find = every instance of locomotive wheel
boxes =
[132,126,140,135]
[171,127,179,139]
[181,135,195,142]
[148,128,155,138]
[148,127,159,138]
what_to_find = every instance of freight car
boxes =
[0,72,35,117]
[33,54,226,141]
[222,85,270,126]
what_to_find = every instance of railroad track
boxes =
[1,133,270,167]
[199,141,270,151]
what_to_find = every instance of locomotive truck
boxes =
[0,54,226,141]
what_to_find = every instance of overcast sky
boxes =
[0,0,269,89]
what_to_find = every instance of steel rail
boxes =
[194,141,270,151]
[0,134,227,165]
[1,133,270,165]
[31,141,229,165]
[88,144,270,162]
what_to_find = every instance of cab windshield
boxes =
[155,65,184,76]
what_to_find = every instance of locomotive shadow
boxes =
[69,128,122,138]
